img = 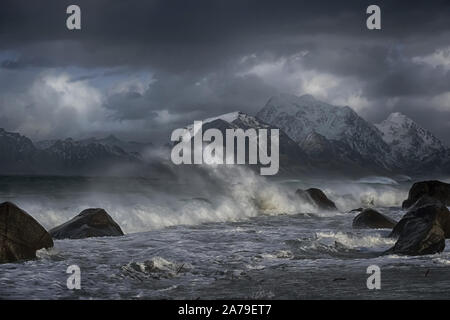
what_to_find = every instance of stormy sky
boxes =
[0,0,449,144]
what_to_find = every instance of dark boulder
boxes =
[49,208,124,240]
[0,202,53,263]
[296,188,338,211]
[386,203,450,256]
[349,208,364,213]
[408,195,444,210]
[402,180,450,209]
[352,208,397,229]
[391,201,450,239]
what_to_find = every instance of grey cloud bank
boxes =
[0,0,449,144]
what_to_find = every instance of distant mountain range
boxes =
[375,112,449,173]
[183,111,311,175]
[0,93,448,177]
[35,135,153,155]
[189,94,450,177]
[257,94,394,175]
[0,130,146,175]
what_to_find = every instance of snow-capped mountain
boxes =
[2,94,449,177]
[186,111,280,134]
[183,111,311,173]
[176,96,450,176]
[376,112,449,171]
[299,131,335,160]
[257,94,394,171]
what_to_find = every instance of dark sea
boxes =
[1,169,450,299]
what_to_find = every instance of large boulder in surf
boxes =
[407,195,443,210]
[49,208,124,240]
[391,201,450,239]
[386,203,450,256]
[296,188,338,211]
[0,202,53,263]
[352,209,397,229]
[402,180,450,209]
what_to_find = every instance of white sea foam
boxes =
[322,184,407,212]
[4,167,408,235]
[357,176,399,185]
[433,257,450,265]
[121,256,190,278]
[9,165,323,234]
[315,231,395,249]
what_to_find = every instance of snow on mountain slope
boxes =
[185,111,261,134]
[375,112,448,164]
[257,94,393,169]
[200,111,241,125]
[258,94,354,142]
[181,111,311,173]
[299,130,334,159]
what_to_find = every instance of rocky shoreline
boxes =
[1,180,450,264]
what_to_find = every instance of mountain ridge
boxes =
[0,93,448,177]
[257,94,449,175]
[0,130,143,175]
[257,93,395,172]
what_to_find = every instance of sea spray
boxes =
[1,171,408,234]
[4,166,317,233]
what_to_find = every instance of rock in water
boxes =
[352,209,397,229]
[402,180,450,209]
[0,202,53,263]
[296,188,338,211]
[387,204,450,256]
[391,201,450,239]
[408,195,443,210]
[49,208,124,239]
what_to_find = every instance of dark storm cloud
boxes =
[0,0,450,143]
[104,71,276,124]
[369,63,450,97]
[1,0,448,71]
